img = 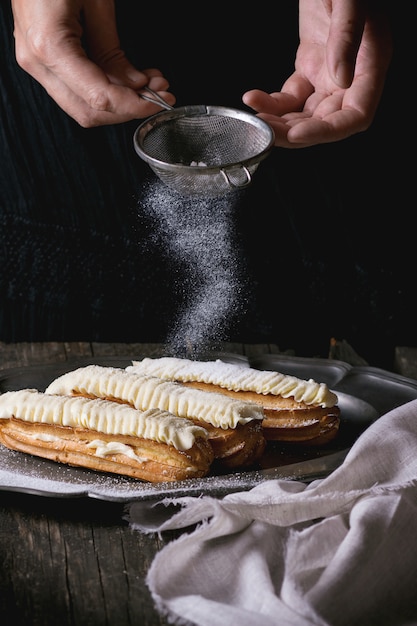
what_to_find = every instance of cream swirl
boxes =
[45,364,264,429]
[127,357,338,408]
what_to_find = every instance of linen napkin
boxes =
[126,400,417,626]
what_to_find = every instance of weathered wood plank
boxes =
[91,342,168,358]
[0,492,170,625]
[90,342,284,361]
[242,343,281,359]
[0,341,285,371]
[0,341,93,369]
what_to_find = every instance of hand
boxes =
[11,0,175,127]
[242,0,393,148]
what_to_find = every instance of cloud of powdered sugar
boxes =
[137,180,248,357]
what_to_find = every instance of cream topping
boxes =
[86,439,148,462]
[128,357,338,408]
[17,430,149,462]
[25,432,60,442]
[45,364,264,429]
[0,389,207,451]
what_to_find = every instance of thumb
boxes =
[325,0,366,88]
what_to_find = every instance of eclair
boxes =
[45,365,266,469]
[0,389,214,482]
[126,357,341,444]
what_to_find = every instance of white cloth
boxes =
[126,400,417,626]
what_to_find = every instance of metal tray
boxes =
[250,354,417,414]
[0,355,415,502]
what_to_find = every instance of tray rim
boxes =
[250,353,417,390]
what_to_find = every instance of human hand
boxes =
[11,0,175,127]
[242,0,393,148]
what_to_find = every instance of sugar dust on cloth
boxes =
[138,180,248,356]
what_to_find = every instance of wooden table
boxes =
[0,341,281,626]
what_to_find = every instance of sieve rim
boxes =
[133,104,275,172]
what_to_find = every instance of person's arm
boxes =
[242,0,393,148]
[11,0,175,127]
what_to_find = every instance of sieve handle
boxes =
[220,166,252,189]
[138,86,174,111]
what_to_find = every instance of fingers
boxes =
[242,89,302,117]
[40,71,173,127]
[23,46,173,127]
[245,84,370,148]
[243,73,315,117]
[258,108,364,149]
[286,108,364,145]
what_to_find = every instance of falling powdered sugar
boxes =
[137,179,248,356]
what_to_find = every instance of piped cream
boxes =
[0,389,207,451]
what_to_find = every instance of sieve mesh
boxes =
[133,105,275,197]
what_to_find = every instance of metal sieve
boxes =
[134,88,275,197]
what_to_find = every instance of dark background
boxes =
[0,2,412,370]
